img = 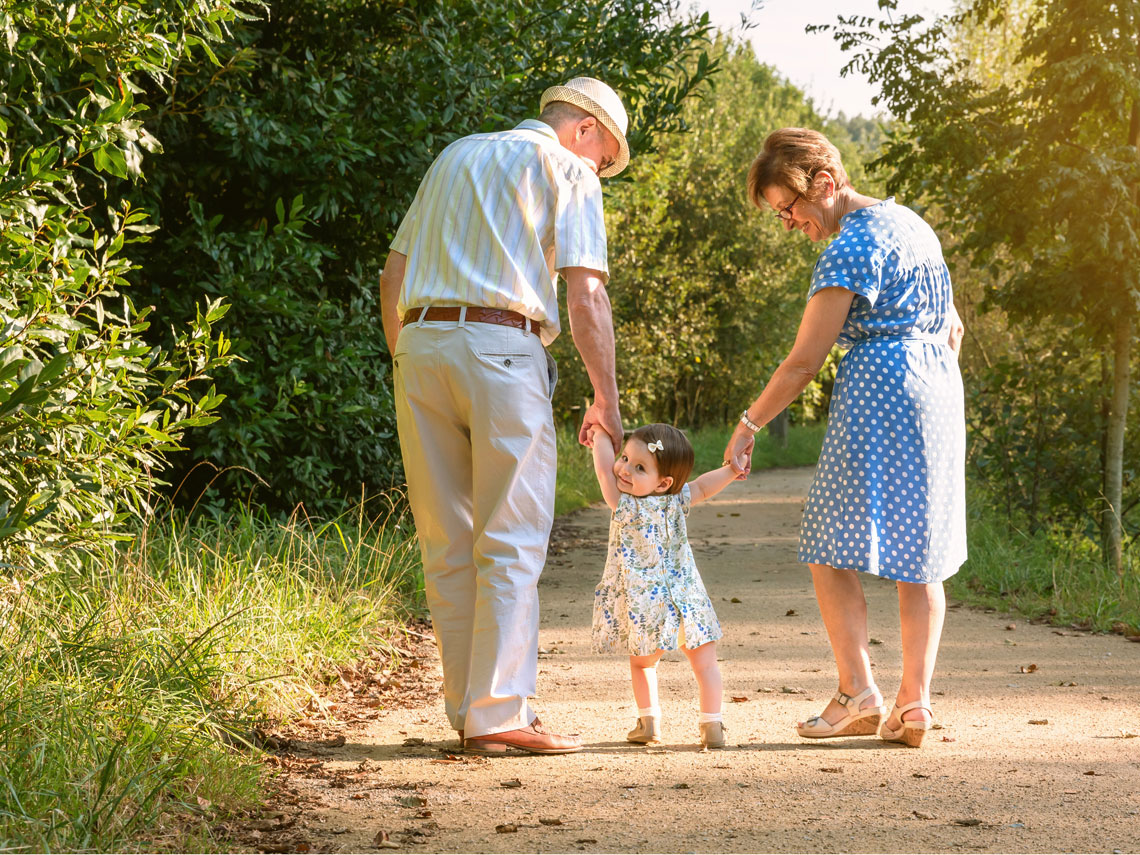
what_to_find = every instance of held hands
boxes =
[723,423,755,479]
[580,400,622,453]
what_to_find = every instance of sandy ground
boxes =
[251,467,1140,854]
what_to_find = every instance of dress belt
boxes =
[852,331,947,346]
[403,306,541,335]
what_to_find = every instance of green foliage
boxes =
[950,491,1140,633]
[0,497,420,851]
[114,0,719,513]
[551,39,871,428]
[0,1,238,570]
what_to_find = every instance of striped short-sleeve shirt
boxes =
[391,119,608,345]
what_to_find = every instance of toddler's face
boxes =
[613,438,673,497]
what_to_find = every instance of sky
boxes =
[694,0,958,118]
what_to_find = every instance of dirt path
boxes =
[256,467,1140,854]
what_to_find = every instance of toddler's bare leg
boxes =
[629,651,664,709]
[682,641,722,714]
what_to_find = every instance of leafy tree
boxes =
[0,1,236,570]
[826,0,1140,572]
[118,0,719,513]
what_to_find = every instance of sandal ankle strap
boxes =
[834,685,881,713]
[893,699,932,715]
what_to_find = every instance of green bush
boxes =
[120,0,719,513]
[0,1,237,570]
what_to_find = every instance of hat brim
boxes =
[540,86,630,178]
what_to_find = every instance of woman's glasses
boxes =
[775,192,802,221]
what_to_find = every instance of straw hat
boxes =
[540,77,630,177]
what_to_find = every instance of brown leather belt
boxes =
[403,306,541,335]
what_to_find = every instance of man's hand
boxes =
[580,400,622,453]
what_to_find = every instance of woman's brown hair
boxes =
[747,127,848,209]
[629,424,694,495]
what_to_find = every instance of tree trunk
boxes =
[1104,314,1132,576]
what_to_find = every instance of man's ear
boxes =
[576,115,598,138]
[656,475,674,494]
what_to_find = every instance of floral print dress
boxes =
[592,484,722,656]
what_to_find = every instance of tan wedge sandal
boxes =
[796,685,886,739]
[879,700,933,747]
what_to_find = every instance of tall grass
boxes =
[951,496,1140,633]
[0,495,421,852]
[554,421,827,515]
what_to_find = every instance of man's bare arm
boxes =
[380,251,407,356]
[563,266,622,451]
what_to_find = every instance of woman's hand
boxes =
[723,423,755,479]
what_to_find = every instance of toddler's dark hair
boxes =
[629,424,694,495]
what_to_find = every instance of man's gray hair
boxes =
[538,100,592,128]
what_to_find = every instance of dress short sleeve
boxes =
[808,219,886,306]
[613,491,638,524]
[679,483,692,517]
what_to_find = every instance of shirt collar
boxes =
[516,118,559,141]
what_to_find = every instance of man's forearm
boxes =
[380,251,407,355]
[565,273,618,405]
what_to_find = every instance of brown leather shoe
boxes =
[464,720,581,755]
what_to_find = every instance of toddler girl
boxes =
[589,423,740,749]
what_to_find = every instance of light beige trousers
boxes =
[393,315,556,738]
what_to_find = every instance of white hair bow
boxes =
[647,440,663,453]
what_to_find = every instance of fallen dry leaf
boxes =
[785,609,797,616]
[1028,719,1049,725]
[819,767,841,773]
[913,810,936,820]
[576,839,598,844]
[954,818,982,827]
[1083,771,1102,776]
[941,736,956,742]
[350,793,369,800]
[673,782,690,789]
[730,696,749,703]
[539,818,563,826]
[403,737,426,746]
[322,735,346,748]
[495,824,518,834]
[500,778,523,789]
[912,772,929,779]
[869,637,883,645]
[730,597,742,603]
[373,830,391,846]
[1018,664,1038,674]
[780,686,807,694]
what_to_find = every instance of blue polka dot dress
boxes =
[798,199,967,583]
